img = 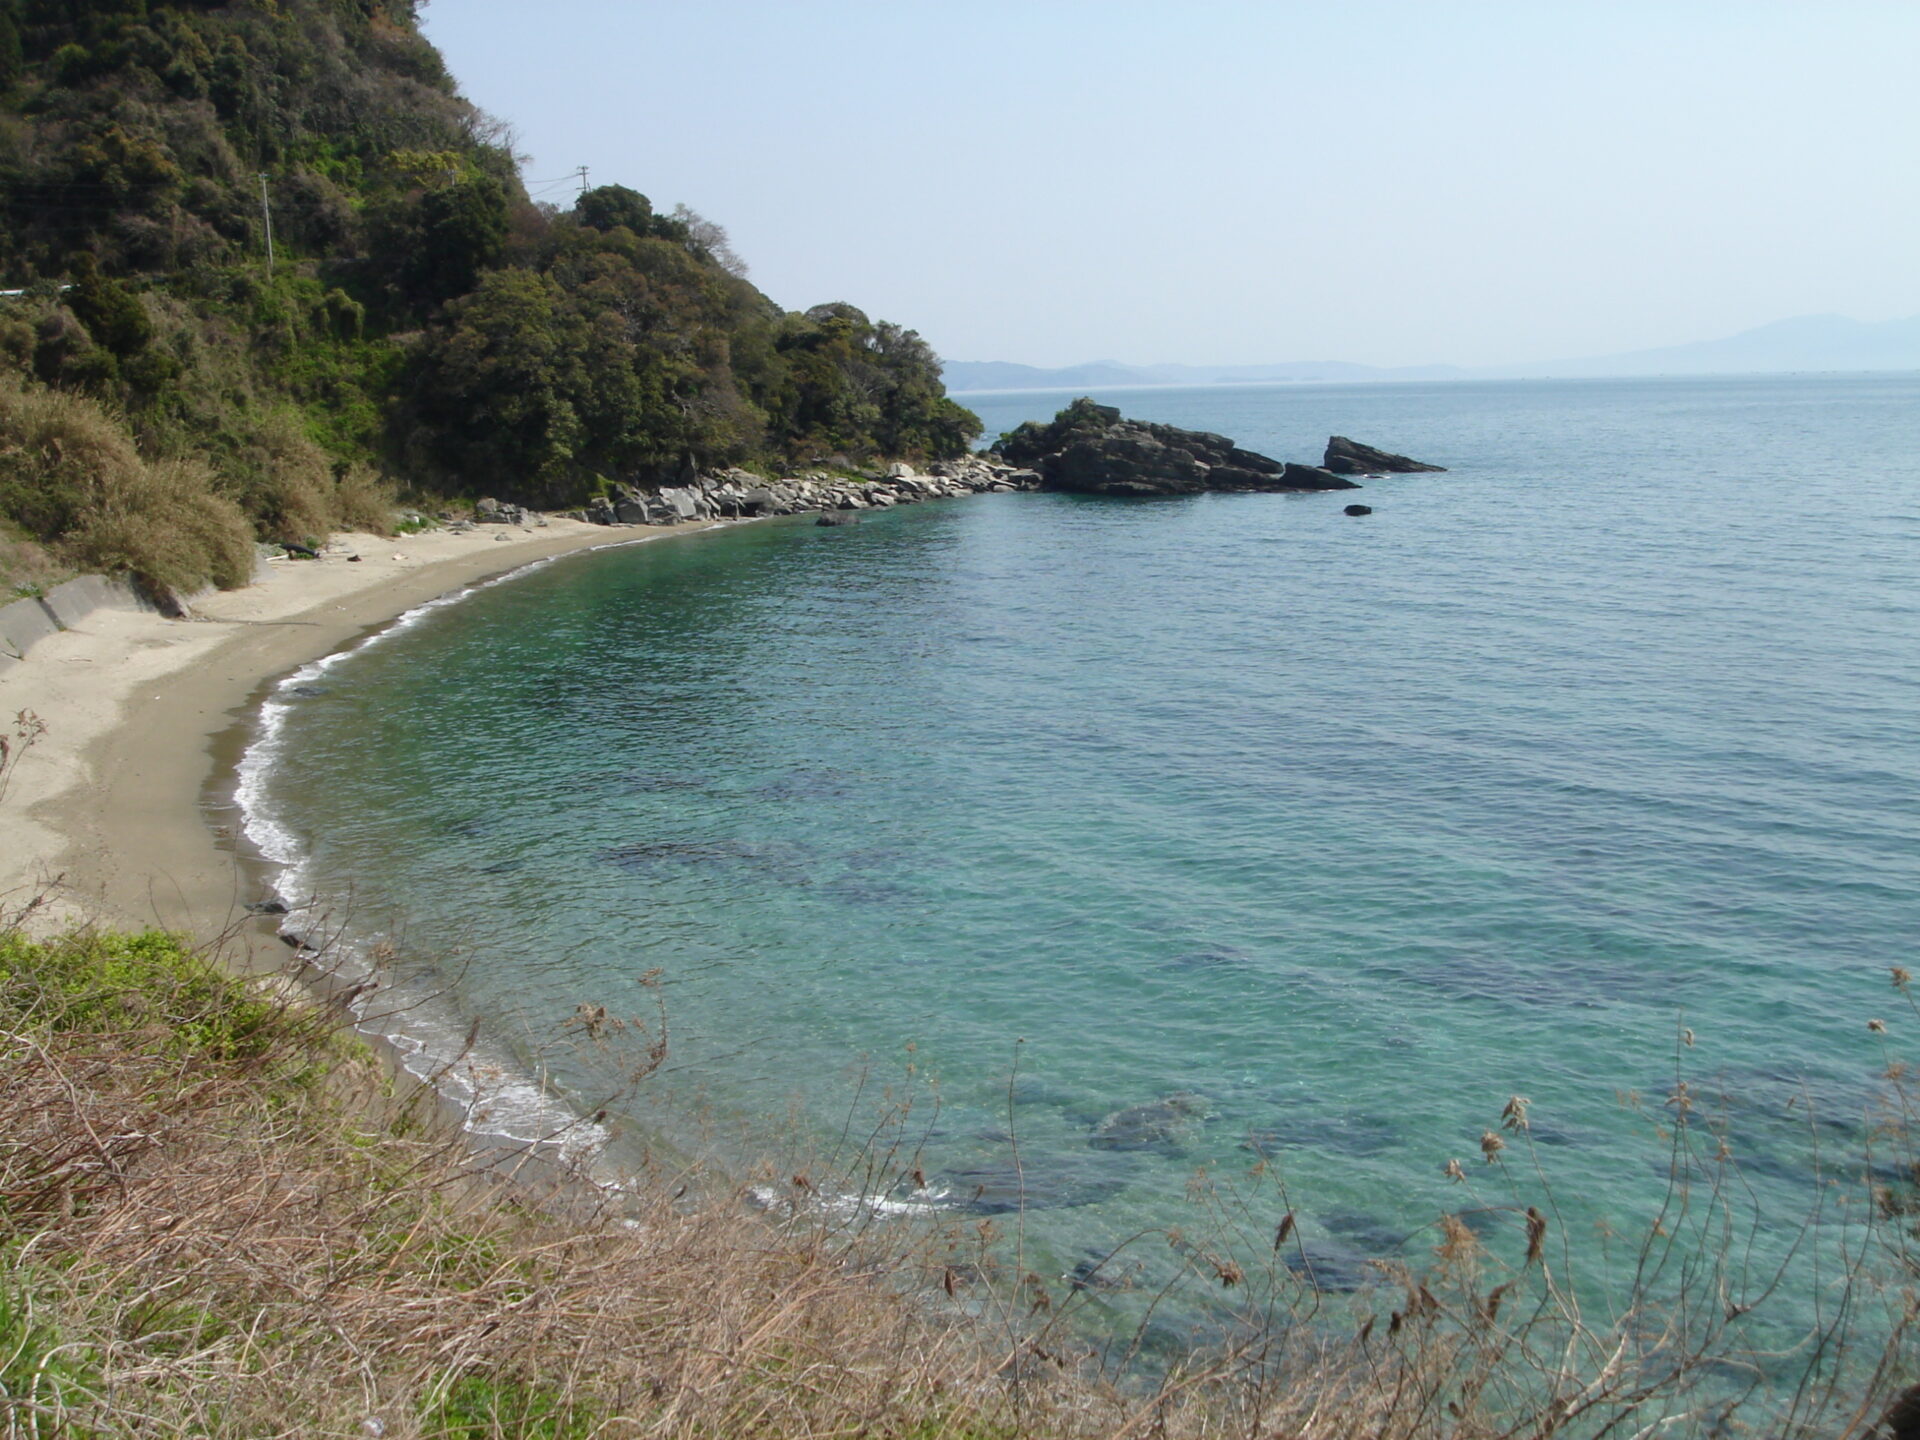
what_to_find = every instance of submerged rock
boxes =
[1162,943,1253,972]
[1321,1209,1409,1255]
[1323,435,1446,474]
[994,398,1360,497]
[943,1157,1132,1214]
[1283,1241,1378,1293]
[1242,1109,1400,1158]
[1089,1092,1211,1153]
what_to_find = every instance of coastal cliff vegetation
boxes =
[0,0,979,591]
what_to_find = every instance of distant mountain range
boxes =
[944,314,1920,392]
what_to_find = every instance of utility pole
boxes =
[258,173,275,277]
[576,165,589,196]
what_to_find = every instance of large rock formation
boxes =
[1323,435,1446,474]
[994,399,1360,496]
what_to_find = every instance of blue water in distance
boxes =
[255,374,1920,1346]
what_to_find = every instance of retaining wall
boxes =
[0,575,172,679]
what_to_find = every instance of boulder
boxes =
[1323,436,1446,474]
[1344,503,1373,516]
[613,494,650,524]
[658,487,702,522]
[995,398,1357,497]
[586,496,617,526]
[739,487,778,515]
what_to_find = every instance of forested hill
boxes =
[0,0,980,590]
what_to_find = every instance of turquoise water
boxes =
[248,374,1920,1348]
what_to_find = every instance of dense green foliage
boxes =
[0,0,978,581]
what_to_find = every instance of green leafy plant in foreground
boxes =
[426,1373,597,1440]
[0,1276,100,1437]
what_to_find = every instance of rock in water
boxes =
[1344,503,1373,516]
[1323,435,1446,474]
[995,398,1360,496]
[815,511,859,527]
[1280,463,1355,490]
[943,1158,1131,1214]
[1089,1092,1211,1152]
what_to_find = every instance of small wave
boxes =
[747,1182,951,1222]
[233,531,695,1171]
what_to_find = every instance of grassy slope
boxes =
[2,909,1915,1437]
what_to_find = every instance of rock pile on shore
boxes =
[571,455,1039,528]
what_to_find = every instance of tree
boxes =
[670,203,747,278]
[574,184,653,236]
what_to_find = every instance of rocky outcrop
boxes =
[993,398,1359,496]
[575,455,1038,530]
[1323,436,1446,474]
[474,496,536,524]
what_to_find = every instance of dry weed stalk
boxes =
[3,911,1918,1439]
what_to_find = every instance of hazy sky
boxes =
[420,2,1920,369]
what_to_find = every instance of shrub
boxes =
[217,406,338,545]
[0,378,255,591]
[65,454,256,592]
[333,460,396,535]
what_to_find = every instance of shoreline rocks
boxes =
[566,409,1449,530]
[575,455,1038,530]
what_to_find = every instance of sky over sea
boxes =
[422,2,1920,370]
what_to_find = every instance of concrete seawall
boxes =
[0,575,179,678]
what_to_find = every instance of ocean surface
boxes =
[242,373,1920,1354]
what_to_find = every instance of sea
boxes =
[237,372,1920,1364]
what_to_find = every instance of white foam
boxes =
[234,530,705,1170]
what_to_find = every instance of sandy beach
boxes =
[0,517,714,961]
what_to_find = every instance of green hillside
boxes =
[0,0,979,590]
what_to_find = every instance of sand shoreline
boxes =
[0,516,721,966]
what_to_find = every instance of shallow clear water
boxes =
[251,373,1920,1342]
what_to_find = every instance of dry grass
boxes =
[0,380,256,594]
[335,461,400,537]
[63,455,257,594]
[0,536,72,603]
[0,846,1914,1440]
[0,379,397,595]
